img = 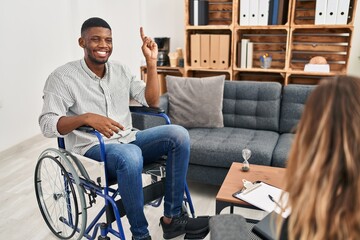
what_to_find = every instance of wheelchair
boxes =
[34,106,201,240]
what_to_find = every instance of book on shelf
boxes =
[246,42,254,68]
[240,39,250,68]
[239,39,254,69]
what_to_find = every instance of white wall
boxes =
[140,0,185,53]
[0,0,142,152]
[0,0,184,152]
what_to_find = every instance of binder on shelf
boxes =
[219,35,230,69]
[240,39,250,68]
[239,0,250,26]
[271,0,279,25]
[336,0,350,24]
[315,0,328,24]
[326,0,339,24]
[277,0,285,25]
[200,34,210,67]
[249,0,259,25]
[189,0,209,26]
[258,0,270,25]
[246,42,254,68]
[190,34,201,67]
[210,34,220,68]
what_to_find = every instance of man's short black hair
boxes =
[81,17,111,35]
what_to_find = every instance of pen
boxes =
[268,194,282,209]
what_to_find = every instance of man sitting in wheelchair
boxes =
[39,17,209,240]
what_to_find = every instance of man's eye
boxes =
[106,39,113,44]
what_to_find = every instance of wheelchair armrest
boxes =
[77,126,96,132]
[130,106,171,125]
[130,106,165,114]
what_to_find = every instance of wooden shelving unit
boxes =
[183,0,358,85]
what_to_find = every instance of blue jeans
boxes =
[84,125,190,240]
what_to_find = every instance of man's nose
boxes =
[98,39,108,47]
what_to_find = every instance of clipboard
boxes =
[232,180,291,218]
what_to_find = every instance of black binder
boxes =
[189,0,209,25]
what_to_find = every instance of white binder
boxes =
[326,0,339,24]
[336,0,350,24]
[315,0,328,25]
[241,39,250,68]
[249,0,259,25]
[240,0,250,26]
[258,0,270,25]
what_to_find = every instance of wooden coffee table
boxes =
[215,162,286,214]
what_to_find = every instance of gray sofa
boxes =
[132,80,315,186]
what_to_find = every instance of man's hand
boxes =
[140,27,158,62]
[84,113,124,138]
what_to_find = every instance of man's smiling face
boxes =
[80,27,113,65]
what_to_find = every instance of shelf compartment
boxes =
[208,0,234,25]
[234,71,285,84]
[236,0,290,27]
[187,69,232,79]
[235,29,289,70]
[291,0,357,25]
[186,0,234,26]
[287,74,336,85]
[185,29,233,69]
[289,28,352,73]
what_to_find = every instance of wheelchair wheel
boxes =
[34,148,87,240]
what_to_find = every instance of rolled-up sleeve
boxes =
[39,72,74,138]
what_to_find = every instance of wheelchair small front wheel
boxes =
[34,150,87,239]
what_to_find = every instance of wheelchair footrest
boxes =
[106,178,166,223]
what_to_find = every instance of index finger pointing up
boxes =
[140,27,145,41]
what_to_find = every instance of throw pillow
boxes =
[166,75,225,128]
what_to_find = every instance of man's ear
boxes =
[78,37,85,48]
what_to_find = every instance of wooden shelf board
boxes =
[186,25,232,30]
[233,68,286,73]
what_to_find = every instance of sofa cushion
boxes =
[188,127,279,168]
[272,133,294,167]
[222,81,282,132]
[279,84,316,133]
[166,75,225,128]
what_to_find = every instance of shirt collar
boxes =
[80,58,109,80]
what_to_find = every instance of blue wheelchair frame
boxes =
[35,107,195,240]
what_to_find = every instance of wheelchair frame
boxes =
[34,108,195,240]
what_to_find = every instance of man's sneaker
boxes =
[159,213,209,239]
